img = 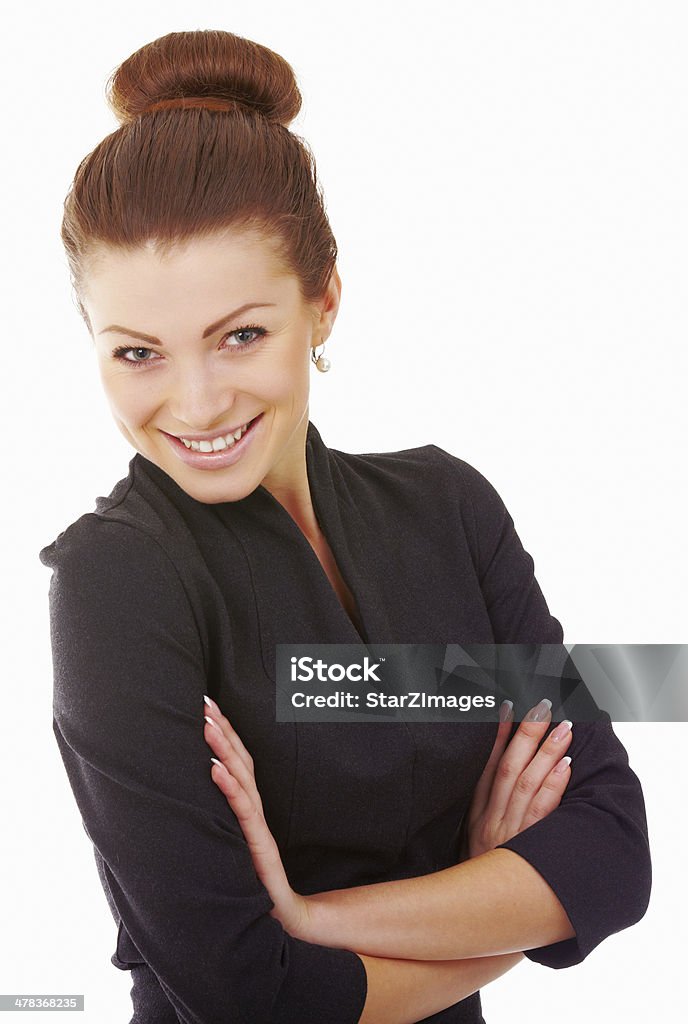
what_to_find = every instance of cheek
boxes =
[100,372,157,426]
[284,339,312,381]
[254,344,310,402]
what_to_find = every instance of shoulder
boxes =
[39,497,207,706]
[38,455,183,577]
[37,513,198,668]
[38,458,223,673]
[423,444,512,521]
[37,460,199,641]
[329,439,509,519]
[328,440,517,582]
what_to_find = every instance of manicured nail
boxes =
[551,720,572,742]
[524,698,552,722]
[499,700,514,722]
[204,715,218,729]
[210,757,222,767]
[554,755,572,774]
[203,694,214,710]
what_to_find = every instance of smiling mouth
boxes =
[166,414,262,451]
[164,413,264,457]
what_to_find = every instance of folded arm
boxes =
[206,663,650,971]
[355,952,525,1024]
[295,710,651,968]
[205,692,578,963]
[303,847,574,960]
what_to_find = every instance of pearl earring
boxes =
[311,341,331,373]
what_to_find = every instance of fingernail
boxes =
[551,719,572,741]
[204,715,218,729]
[203,694,215,710]
[524,698,552,722]
[499,700,514,722]
[554,755,572,774]
[210,757,222,767]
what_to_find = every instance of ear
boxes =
[311,265,342,341]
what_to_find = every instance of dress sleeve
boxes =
[40,518,368,1023]
[458,457,565,644]
[496,711,652,968]
[458,459,652,967]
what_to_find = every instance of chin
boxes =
[175,465,259,506]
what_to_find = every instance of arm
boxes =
[356,952,525,1024]
[42,518,368,1024]
[441,452,653,968]
[303,847,574,961]
[207,695,576,963]
[294,712,651,966]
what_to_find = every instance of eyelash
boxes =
[110,324,268,368]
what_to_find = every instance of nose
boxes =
[167,365,238,432]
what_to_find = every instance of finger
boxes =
[204,718,264,815]
[210,761,282,872]
[465,704,515,825]
[520,756,573,831]
[204,719,261,809]
[210,760,286,890]
[211,758,255,820]
[481,698,554,823]
[501,723,573,835]
[204,699,254,775]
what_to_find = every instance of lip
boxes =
[161,412,264,470]
[170,418,258,443]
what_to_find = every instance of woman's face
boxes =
[81,228,339,505]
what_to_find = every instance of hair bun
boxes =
[106,29,302,127]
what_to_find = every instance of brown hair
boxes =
[61,29,338,330]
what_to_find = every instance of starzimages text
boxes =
[291,692,497,710]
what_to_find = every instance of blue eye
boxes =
[225,325,267,351]
[111,324,268,368]
[111,346,158,366]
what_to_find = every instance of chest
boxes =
[191,505,499,891]
[309,535,365,638]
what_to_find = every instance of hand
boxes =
[202,697,313,940]
[459,698,573,860]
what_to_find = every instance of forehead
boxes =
[85,227,288,288]
[82,228,298,333]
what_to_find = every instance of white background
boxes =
[1,1,685,1021]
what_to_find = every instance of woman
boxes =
[39,29,651,1024]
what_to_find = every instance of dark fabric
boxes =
[38,420,651,1023]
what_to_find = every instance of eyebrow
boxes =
[98,302,277,345]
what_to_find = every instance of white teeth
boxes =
[179,420,251,452]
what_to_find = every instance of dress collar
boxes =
[134,419,331,512]
[132,420,372,645]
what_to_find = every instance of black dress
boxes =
[38,420,651,1023]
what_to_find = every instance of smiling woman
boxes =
[82,230,337,508]
[39,26,651,1024]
